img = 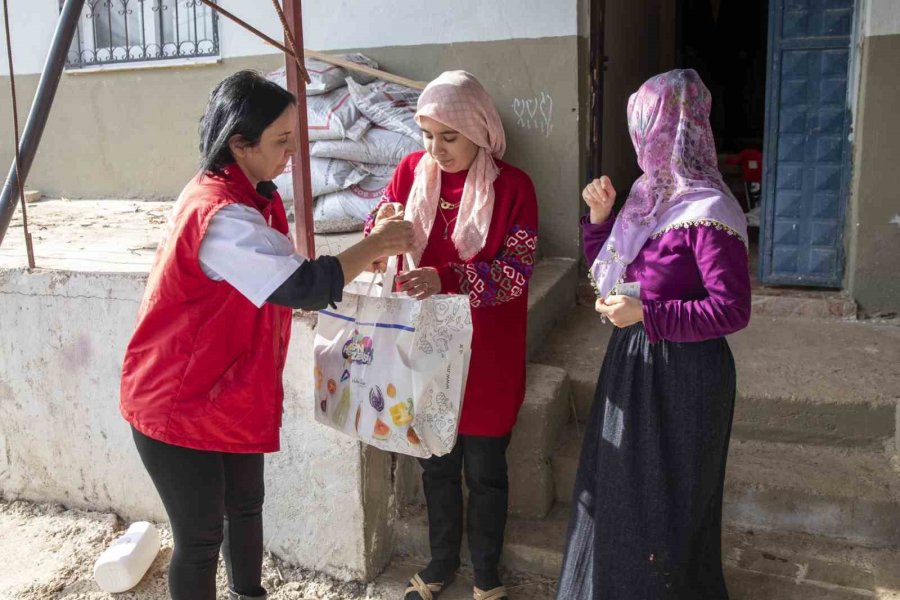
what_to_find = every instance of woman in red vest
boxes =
[119,70,413,600]
[366,71,538,600]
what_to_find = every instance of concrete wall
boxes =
[0,0,580,73]
[0,0,586,259]
[847,0,900,316]
[0,268,381,580]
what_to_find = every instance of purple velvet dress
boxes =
[582,214,751,342]
[556,217,751,600]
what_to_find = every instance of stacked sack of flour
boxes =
[267,54,423,233]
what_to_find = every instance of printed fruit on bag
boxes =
[355,405,361,432]
[333,387,351,427]
[369,385,385,411]
[389,400,413,426]
[315,366,324,390]
[386,383,397,398]
[406,427,420,445]
[373,417,391,440]
[327,379,337,395]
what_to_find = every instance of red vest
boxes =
[120,165,293,453]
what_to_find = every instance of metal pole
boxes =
[0,0,85,247]
[282,0,316,258]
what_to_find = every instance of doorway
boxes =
[677,0,769,278]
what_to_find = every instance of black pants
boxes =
[132,427,266,600]
[418,434,511,580]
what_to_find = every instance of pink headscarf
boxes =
[590,69,748,298]
[407,71,506,263]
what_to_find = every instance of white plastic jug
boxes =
[93,521,160,593]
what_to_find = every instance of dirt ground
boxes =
[0,498,556,600]
[0,198,362,273]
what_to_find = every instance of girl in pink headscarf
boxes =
[365,71,538,600]
[556,69,751,599]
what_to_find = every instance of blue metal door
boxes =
[761,0,855,287]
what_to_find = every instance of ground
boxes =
[0,198,361,272]
[0,498,556,600]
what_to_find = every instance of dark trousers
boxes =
[418,434,511,580]
[132,427,266,600]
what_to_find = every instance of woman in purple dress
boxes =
[556,69,751,599]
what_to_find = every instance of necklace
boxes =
[437,197,459,239]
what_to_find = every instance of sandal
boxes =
[405,572,453,600]
[473,586,508,600]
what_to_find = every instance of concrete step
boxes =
[393,505,900,598]
[530,304,609,424]
[393,363,571,520]
[549,426,581,506]
[533,306,900,449]
[508,364,571,519]
[751,288,858,320]
[723,569,875,600]
[552,424,900,547]
[394,503,568,580]
[722,527,900,598]
[728,316,900,448]
[525,258,578,362]
[724,439,900,547]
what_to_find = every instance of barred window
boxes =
[63,1,219,68]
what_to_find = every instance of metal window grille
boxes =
[61,0,220,68]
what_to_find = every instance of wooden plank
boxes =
[304,49,427,90]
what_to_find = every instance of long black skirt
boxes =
[556,323,736,599]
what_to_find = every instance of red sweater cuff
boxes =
[437,265,461,294]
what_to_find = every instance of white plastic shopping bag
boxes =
[313,258,472,458]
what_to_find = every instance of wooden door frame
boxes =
[588,0,607,181]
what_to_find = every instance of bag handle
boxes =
[380,253,417,298]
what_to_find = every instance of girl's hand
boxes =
[595,295,643,327]
[396,267,441,300]
[374,202,405,224]
[583,176,616,224]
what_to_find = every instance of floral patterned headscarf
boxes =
[407,71,506,263]
[590,69,747,298]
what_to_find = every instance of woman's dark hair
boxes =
[199,70,296,172]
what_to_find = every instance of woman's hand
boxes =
[583,176,616,224]
[369,213,415,258]
[367,258,388,273]
[337,214,413,285]
[396,267,441,300]
[367,204,408,271]
[595,295,643,327]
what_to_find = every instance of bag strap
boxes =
[380,253,417,298]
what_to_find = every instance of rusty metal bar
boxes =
[0,0,86,250]
[195,0,424,90]
[2,0,34,267]
[282,0,315,258]
[269,0,309,85]
[195,0,310,83]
